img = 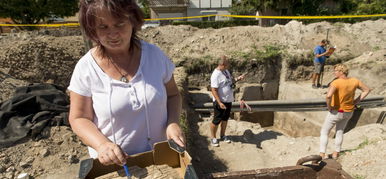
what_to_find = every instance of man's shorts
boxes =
[212,101,232,125]
[314,62,325,74]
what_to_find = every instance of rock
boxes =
[5,172,14,179]
[0,165,5,173]
[306,146,311,151]
[68,154,79,164]
[20,157,34,168]
[40,149,50,157]
[17,173,30,179]
[19,161,31,168]
[6,166,15,172]
[0,156,10,164]
[33,141,43,147]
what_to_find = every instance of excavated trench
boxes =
[182,56,286,177]
[182,56,385,177]
[0,22,384,176]
[184,55,282,125]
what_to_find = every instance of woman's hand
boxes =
[166,123,185,148]
[96,142,128,166]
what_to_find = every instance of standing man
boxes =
[312,39,329,88]
[210,56,244,147]
[320,64,371,159]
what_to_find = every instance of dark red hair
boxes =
[79,0,144,55]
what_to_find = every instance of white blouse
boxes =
[68,41,175,157]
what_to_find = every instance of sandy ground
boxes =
[0,20,385,178]
[191,119,386,179]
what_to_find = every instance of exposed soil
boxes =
[0,19,385,179]
[96,165,180,179]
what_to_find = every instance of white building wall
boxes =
[158,13,184,19]
[186,8,230,21]
[187,8,201,17]
[211,0,221,7]
[189,0,231,8]
[190,0,200,8]
[222,0,232,7]
[201,1,210,8]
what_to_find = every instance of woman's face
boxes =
[334,68,343,77]
[95,9,133,53]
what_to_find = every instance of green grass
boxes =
[179,111,195,148]
[183,55,217,74]
[353,174,365,179]
[182,44,282,75]
[286,50,353,68]
[179,111,188,135]
[357,138,370,149]
[341,138,373,156]
[229,44,282,63]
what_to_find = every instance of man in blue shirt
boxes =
[312,39,329,88]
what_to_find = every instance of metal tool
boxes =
[168,139,185,154]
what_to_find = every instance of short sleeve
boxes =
[314,47,321,55]
[67,58,92,97]
[330,80,338,88]
[211,71,219,88]
[356,79,365,89]
[162,54,175,84]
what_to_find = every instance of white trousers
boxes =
[320,110,353,153]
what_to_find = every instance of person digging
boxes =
[312,39,330,89]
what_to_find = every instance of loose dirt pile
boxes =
[0,19,385,178]
[141,19,385,62]
[0,126,87,179]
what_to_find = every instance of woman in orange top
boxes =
[320,64,371,159]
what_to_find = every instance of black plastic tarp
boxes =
[0,83,70,147]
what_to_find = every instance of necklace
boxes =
[109,57,129,83]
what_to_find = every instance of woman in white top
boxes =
[68,0,185,166]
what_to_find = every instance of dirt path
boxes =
[191,119,386,179]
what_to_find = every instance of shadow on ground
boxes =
[230,129,283,149]
[186,109,228,178]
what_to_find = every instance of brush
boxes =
[123,164,131,179]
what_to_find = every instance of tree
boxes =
[290,0,325,15]
[0,0,78,24]
[230,0,386,16]
[354,0,386,14]
[138,0,150,19]
[229,0,263,15]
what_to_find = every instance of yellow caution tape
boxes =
[145,14,386,20]
[219,14,386,19]
[0,23,79,27]
[0,14,385,27]
[145,14,216,21]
